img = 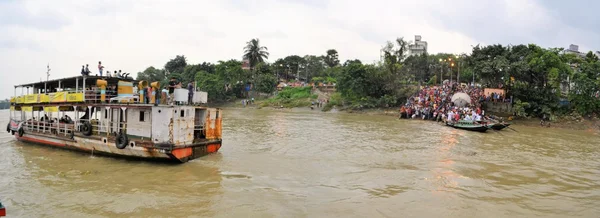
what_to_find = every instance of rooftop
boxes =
[15,75,136,88]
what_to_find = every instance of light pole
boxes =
[448,57,453,84]
[439,59,443,86]
[278,64,282,81]
[472,70,475,87]
[439,58,454,86]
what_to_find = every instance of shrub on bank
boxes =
[260,86,317,108]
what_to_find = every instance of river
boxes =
[0,108,599,217]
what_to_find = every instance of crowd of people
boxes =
[80,61,131,79]
[399,82,491,123]
[77,61,200,105]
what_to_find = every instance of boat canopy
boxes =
[15,76,136,88]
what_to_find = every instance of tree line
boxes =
[136,37,600,118]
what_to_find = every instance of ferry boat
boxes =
[6,75,223,163]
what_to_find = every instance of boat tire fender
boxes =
[81,121,93,136]
[116,133,128,149]
[6,123,9,133]
[18,127,24,137]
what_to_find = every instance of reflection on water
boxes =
[1,108,600,217]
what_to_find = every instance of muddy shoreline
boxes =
[208,102,599,133]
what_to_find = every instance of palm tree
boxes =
[243,38,269,70]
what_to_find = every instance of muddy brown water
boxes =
[1,108,599,217]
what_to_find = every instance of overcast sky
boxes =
[1,0,599,99]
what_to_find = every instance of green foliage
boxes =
[134,37,600,117]
[136,66,166,83]
[324,49,340,68]
[164,55,187,74]
[243,38,269,68]
[196,71,226,101]
[276,86,312,99]
[254,73,277,94]
[260,87,315,108]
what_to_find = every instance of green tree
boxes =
[136,66,166,82]
[324,49,340,68]
[254,73,277,94]
[164,55,187,74]
[303,55,325,81]
[243,38,269,69]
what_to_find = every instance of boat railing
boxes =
[19,117,154,139]
[79,118,153,137]
[22,119,75,137]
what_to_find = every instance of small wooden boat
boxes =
[489,123,511,130]
[446,120,490,132]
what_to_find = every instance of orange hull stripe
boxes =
[18,135,65,147]
[171,147,193,159]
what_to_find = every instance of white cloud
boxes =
[0,0,597,99]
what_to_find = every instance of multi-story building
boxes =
[408,35,428,56]
[563,44,587,58]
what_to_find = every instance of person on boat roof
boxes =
[188,82,194,104]
[168,77,179,105]
[98,61,104,76]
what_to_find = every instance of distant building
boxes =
[563,44,587,58]
[408,35,428,56]
[242,59,251,70]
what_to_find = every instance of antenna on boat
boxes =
[46,63,51,81]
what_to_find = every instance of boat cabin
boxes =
[9,75,220,148]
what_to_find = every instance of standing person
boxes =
[146,84,152,104]
[168,77,177,105]
[98,61,104,76]
[187,82,194,105]
[161,87,168,104]
[154,85,161,105]
[85,64,91,75]
[81,65,86,76]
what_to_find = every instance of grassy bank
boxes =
[258,87,318,108]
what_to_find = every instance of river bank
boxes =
[207,100,600,133]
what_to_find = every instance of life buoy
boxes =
[18,126,24,137]
[115,132,128,149]
[80,121,93,136]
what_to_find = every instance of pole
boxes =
[457,61,460,85]
[450,62,452,84]
[440,65,442,86]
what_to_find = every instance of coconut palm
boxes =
[243,38,269,69]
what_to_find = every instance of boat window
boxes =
[180,110,185,117]
[105,109,108,119]
[139,111,145,122]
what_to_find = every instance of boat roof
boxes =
[15,75,136,88]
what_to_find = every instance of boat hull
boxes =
[14,132,221,163]
[446,123,489,132]
[489,123,510,131]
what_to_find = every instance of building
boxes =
[241,58,251,70]
[408,35,428,56]
[563,44,587,58]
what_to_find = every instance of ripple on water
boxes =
[2,109,600,217]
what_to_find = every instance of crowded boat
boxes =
[399,81,511,132]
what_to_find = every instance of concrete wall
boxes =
[172,106,195,145]
[484,102,513,115]
[126,108,152,138]
[152,107,172,143]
